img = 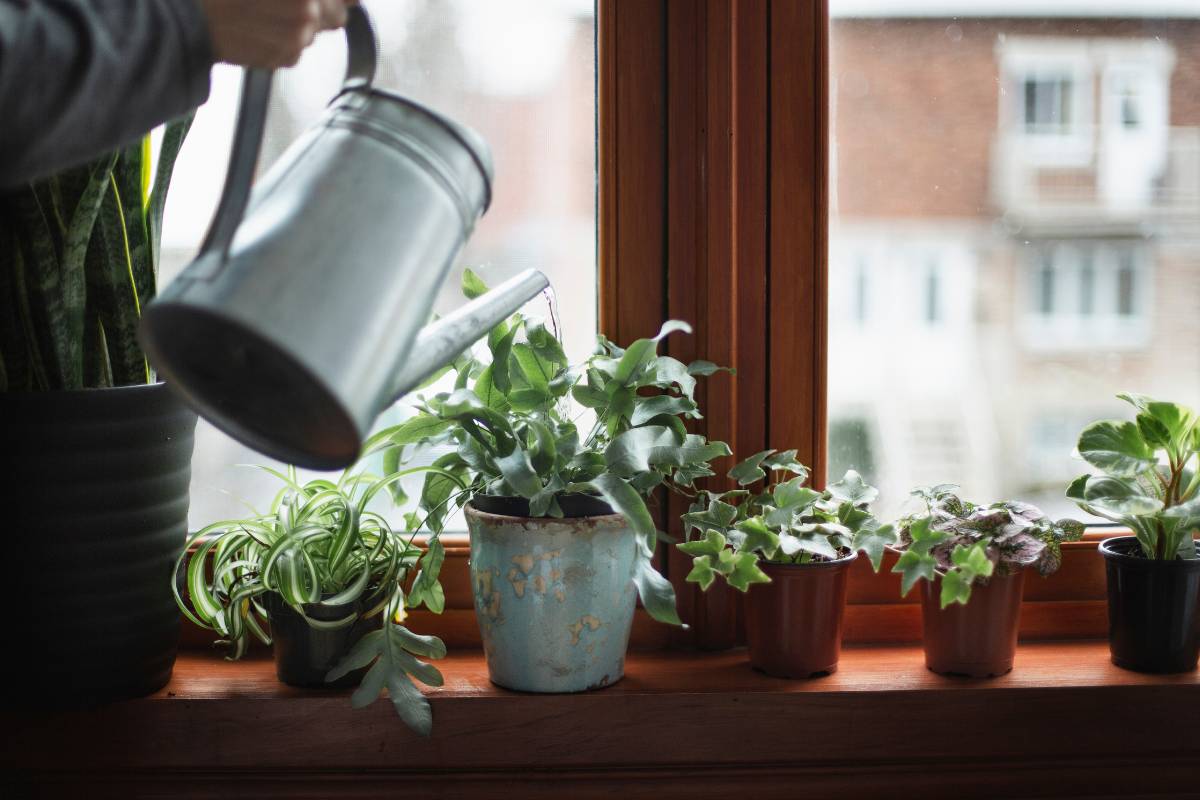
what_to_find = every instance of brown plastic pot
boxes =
[920,570,1025,678]
[745,553,856,678]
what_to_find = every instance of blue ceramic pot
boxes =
[465,501,637,693]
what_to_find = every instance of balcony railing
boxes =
[990,126,1200,228]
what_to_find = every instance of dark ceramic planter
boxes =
[920,570,1025,678]
[1,383,196,702]
[1100,536,1200,674]
[745,553,856,678]
[262,592,378,688]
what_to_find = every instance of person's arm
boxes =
[0,0,352,189]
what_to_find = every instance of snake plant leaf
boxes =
[9,188,73,387]
[147,114,194,274]
[86,177,147,384]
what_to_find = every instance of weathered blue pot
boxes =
[465,500,638,693]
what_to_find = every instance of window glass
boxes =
[828,1,1200,521]
[159,0,597,527]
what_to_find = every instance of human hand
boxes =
[199,0,359,69]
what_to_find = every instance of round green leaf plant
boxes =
[677,451,897,592]
[175,462,453,736]
[1068,393,1200,561]
[892,485,1085,608]
[371,269,733,626]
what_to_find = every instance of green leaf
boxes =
[630,394,698,426]
[632,552,682,625]
[727,551,771,592]
[893,548,938,596]
[574,472,656,542]
[686,359,726,376]
[1067,474,1163,520]
[462,267,489,299]
[939,569,973,608]
[735,517,781,557]
[678,529,727,558]
[604,425,680,476]
[729,450,773,486]
[853,523,896,572]
[1077,420,1157,478]
[826,470,879,506]
[495,445,543,499]
[685,556,717,590]
[387,670,434,737]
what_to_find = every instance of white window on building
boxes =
[1022,241,1151,350]
[1022,73,1075,134]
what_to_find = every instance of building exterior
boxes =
[828,5,1200,518]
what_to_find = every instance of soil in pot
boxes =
[262,593,379,688]
[1101,536,1200,674]
[745,552,856,678]
[465,500,637,693]
[919,570,1025,678]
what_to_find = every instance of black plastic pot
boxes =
[1,383,196,702]
[263,592,378,688]
[1101,536,1200,674]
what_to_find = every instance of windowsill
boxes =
[6,641,1200,796]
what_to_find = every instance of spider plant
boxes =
[175,461,455,736]
[1,116,192,391]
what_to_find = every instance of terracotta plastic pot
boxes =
[263,592,378,688]
[745,553,856,678]
[1101,536,1200,674]
[920,570,1024,677]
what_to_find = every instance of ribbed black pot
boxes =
[1,383,196,702]
[263,592,378,688]
[1101,536,1200,674]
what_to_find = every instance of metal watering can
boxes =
[140,6,548,470]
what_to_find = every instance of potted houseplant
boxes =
[1068,393,1200,673]
[175,461,449,736]
[892,486,1084,677]
[677,453,895,678]
[1,120,197,699]
[375,270,731,693]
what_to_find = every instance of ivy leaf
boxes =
[762,449,809,478]
[736,517,781,557]
[852,522,896,572]
[1077,420,1157,478]
[678,529,726,557]
[826,469,879,506]
[633,551,682,625]
[726,551,771,592]
[939,569,972,608]
[893,548,938,596]
[685,555,717,590]
[729,450,773,486]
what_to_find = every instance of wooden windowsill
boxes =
[6,641,1200,798]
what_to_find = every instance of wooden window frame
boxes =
[595,0,1111,646]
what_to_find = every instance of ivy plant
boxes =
[1068,393,1200,561]
[174,462,451,736]
[677,451,896,591]
[892,485,1085,608]
[370,269,733,626]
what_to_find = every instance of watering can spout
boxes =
[388,269,550,402]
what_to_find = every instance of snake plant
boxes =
[0,116,192,391]
[176,462,452,736]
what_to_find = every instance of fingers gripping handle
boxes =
[196,5,379,264]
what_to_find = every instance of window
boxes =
[828,2,1200,522]
[161,0,597,528]
[1023,74,1074,133]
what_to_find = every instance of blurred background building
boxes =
[827,1,1200,519]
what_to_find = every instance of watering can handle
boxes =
[196,6,379,263]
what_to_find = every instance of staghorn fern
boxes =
[0,115,193,392]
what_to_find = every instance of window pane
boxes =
[828,2,1199,521]
[160,0,597,527]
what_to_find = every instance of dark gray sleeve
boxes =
[0,0,215,188]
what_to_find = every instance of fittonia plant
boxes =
[1068,394,1200,561]
[892,486,1085,608]
[677,451,897,591]
[370,269,733,625]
